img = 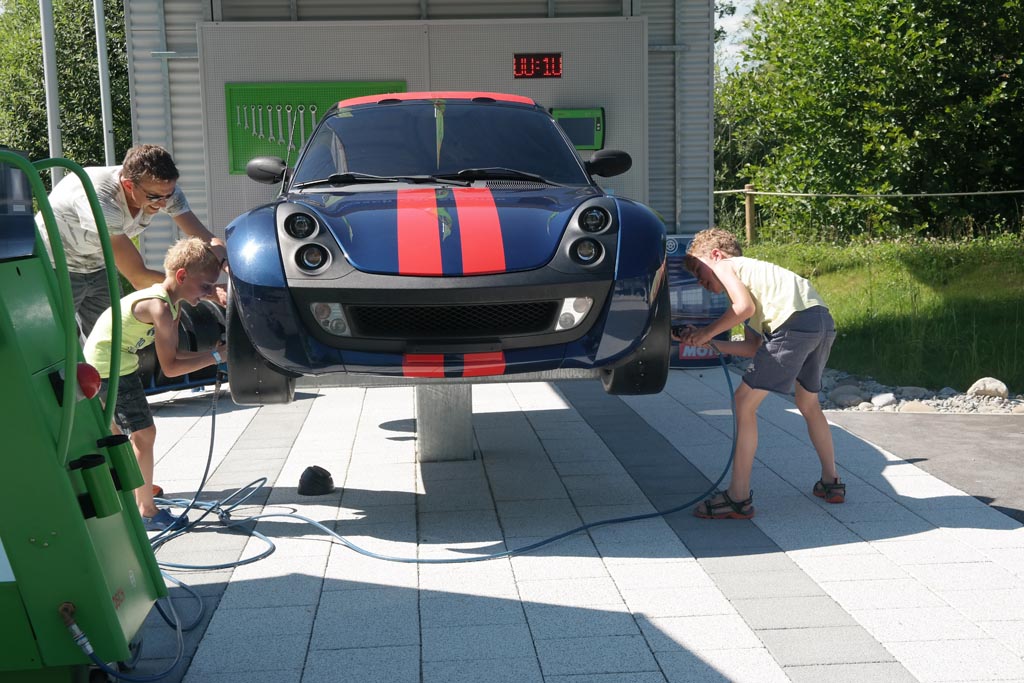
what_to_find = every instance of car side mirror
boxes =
[585,150,632,178]
[246,156,288,184]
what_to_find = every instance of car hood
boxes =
[293,185,601,276]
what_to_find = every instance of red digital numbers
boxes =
[513,53,563,79]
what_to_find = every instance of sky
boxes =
[715,0,754,67]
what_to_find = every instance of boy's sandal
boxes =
[813,478,846,504]
[694,490,755,519]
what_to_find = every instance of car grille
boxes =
[349,301,560,339]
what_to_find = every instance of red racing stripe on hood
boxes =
[403,354,445,378]
[454,187,506,274]
[397,189,442,275]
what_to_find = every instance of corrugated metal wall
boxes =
[124,0,712,264]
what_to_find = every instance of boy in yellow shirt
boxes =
[85,238,226,531]
[677,228,843,519]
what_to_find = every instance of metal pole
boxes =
[39,0,64,184]
[744,184,756,244]
[93,0,116,165]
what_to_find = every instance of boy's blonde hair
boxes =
[164,237,221,276]
[685,228,743,259]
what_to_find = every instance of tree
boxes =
[0,0,130,177]
[715,0,1024,240]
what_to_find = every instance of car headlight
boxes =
[578,207,610,233]
[555,297,593,331]
[285,212,318,239]
[571,238,603,265]
[296,244,330,271]
[311,302,350,336]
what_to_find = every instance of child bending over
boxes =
[85,237,226,531]
[677,228,843,519]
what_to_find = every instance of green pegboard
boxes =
[225,81,406,174]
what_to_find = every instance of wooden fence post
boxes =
[744,184,756,244]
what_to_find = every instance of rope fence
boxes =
[714,184,1024,243]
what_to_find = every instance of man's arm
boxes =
[110,234,164,290]
[173,211,227,261]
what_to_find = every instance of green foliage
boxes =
[0,0,130,179]
[747,236,1024,392]
[716,0,1024,240]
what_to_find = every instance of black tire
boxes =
[226,284,296,405]
[136,300,225,390]
[600,275,671,395]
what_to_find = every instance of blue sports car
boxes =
[225,91,669,405]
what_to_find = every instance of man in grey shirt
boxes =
[37,144,228,337]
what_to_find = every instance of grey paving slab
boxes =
[784,662,919,683]
[534,634,660,677]
[421,622,536,662]
[302,646,419,683]
[757,625,895,666]
[422,656,545,683]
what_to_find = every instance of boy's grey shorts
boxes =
[744,306,836,395]
[99,372,154,435]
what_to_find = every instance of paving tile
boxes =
[794,553,911,589]
[421,622,536,662]
[605,558,715,590]
[217,571,324,609]
[711,568,825,599]
[979,620,1024,658]
[885,639,1024,682]
[545,674,667,683]
[821,578,946,611]
[184,672,302,683]
[422,656,544,683]
[698,550,799,575]
[757,625,893,666]
[302,646,419,683]
[656,647,791,683]
[322,548,419,590]
[525,602,639,640]
[310,587,419,650]
[417,560,519,598]
[535,634,659,676]
[731,595,858,629]
[938,587,1024,622]
[784,662,919,683]
[517,575,624,608]
[851,606,989,642]
[420,591,526,628]
[187,633,310,675]
[638,614,763,652]
[618,585,734,618]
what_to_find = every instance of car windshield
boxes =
[291,100,590,187]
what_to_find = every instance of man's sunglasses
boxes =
[143,190,175,201]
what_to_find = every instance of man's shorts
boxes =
[743,306,836,395]
[70,269,121,341]
[99,372,154,435]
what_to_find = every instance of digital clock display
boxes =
[513,53,563,79]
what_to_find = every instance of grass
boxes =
[745,235,1024,394]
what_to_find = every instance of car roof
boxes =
[336,91,537,109]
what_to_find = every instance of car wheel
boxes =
[600,275,671,395]
[226,285,296,405]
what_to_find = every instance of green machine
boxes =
[0,149,166,682]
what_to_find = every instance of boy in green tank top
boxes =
[676,228,843,519]
[85,238,226,531]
